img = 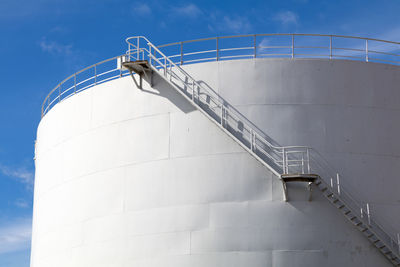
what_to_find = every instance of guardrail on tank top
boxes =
[42,33,400,118]
[156,33,400,66]
[126,35,400,258]
[41,56,131,117]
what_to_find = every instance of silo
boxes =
[31,34,400,267]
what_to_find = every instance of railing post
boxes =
[329,35,333,59]
[220,104,224,127]
[365,39,369,62]
[137,37,140,60]
[282,147,286,174]
[191,82,195,101]
[94,65,97,85]
[306,148,310,173]
[250,129,254,151]
[390,237,394,251]
[180,42,183,66]
[301,152,304,174]
[119,57,123,77]
[397,233,400,255]
[291,34,294,59]
[366,203,371,225]
[216,37,219,61]
[58,84,61,102]
[336,173,340,195]
[149,46,152,66]
[254,35,257,58]
[164,56,167,75]
[250,130,253,151]
[253,132,257,152]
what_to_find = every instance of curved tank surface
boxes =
[31,35,400,267]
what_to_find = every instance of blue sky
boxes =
[0,0,399,266]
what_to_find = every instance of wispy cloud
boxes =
[0,164,34,190]
[38,36,91,74]
[172,3,202,18]
[14,199,30,209]
[0,219,31,254]
[208,14,252,34]
[223,15,251,33]
[273,10,299,26]
[39,38,73,55]
[132,3,152,16]
[49,26,68,34]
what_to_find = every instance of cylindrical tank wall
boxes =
[182,58,400,231]
[31,58,398,267]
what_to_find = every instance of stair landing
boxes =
[280,173,319,201]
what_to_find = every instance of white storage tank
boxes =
[31,34,400,267]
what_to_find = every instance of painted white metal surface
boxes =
[31,58,398,267]
[181,58,400,232]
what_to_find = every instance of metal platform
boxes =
[122,60,153,89]
[281,173,320,201]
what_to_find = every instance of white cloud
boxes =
[0,219,32,254]
[132,3,152,16]
[50,26,68,34]
[0,164,34,190]
[172,3,202,18]
[39,38,73,55]
[14,199,30,209]
[222,15,251,33]
[208,14,252,33]
[274,11,298,26]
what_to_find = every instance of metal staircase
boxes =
[122,36,400,266]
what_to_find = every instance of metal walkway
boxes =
[123,36,400,266]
